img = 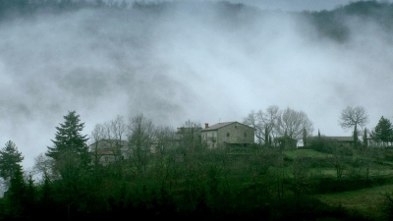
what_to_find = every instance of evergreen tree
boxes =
[6,164,26,218]
[46,110,90,179]
[353,126,359,147]
[363,128,368,148]
[371,116,393,147]
[0,141,26,219]
[302,127,307,147]
[0,140,24,188]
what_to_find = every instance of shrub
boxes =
[308,137,336,153]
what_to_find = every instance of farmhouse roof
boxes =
[88,139,127,148]
[201,121,253,132]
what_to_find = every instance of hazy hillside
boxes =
[2,1,393,40]
[305,1,393,41]
[1,0,393,169]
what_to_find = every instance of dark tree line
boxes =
[0,0,127,18]
[0,110,375,220]
[304,0,393,42]
[2,106,392,220]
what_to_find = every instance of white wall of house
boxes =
[201,122,254,148]
[202,131,218,148]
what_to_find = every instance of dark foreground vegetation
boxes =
[2,111,393,220]
[3,143,389,221]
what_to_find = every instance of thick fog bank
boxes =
[0,1,392,169]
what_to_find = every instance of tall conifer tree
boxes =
[46,111,90,179]
[372,116,393,147]
[0,141,26,217]
[0,140,24,187]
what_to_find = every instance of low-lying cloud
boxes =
[0,1,392,169]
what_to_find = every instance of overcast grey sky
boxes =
[1,0,393,171]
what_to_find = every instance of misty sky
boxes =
[1,0,393,170]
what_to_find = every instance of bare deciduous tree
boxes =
[339,106,368,148]
[243,105,279,146]
[245,106,312,148]
[263,106,280,146]
[33,153,55,182]
[275,107,313,141]
[110,115,127,161]
[91,115,128,166]
[91,123,106,167]
[128,114,155,174]
[155,126,176,154]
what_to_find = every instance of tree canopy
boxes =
[339,106,368,147]
[371,116,393,147]
[0,140,24,187]
[46,110,90,179]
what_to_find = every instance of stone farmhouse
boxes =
[201,121,255,148]
[88,121,255,165]
[89,139,129,165]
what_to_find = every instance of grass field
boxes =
[283,148,393,220]
[284,148,331,159]
[316,183,393,220]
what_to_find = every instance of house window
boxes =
[244,132,247,137]
[227,132,230,137]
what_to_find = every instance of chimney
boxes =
[205,123,209,129]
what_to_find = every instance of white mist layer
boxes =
[0,3,392,170]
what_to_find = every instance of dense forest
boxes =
[1,0,393,220]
